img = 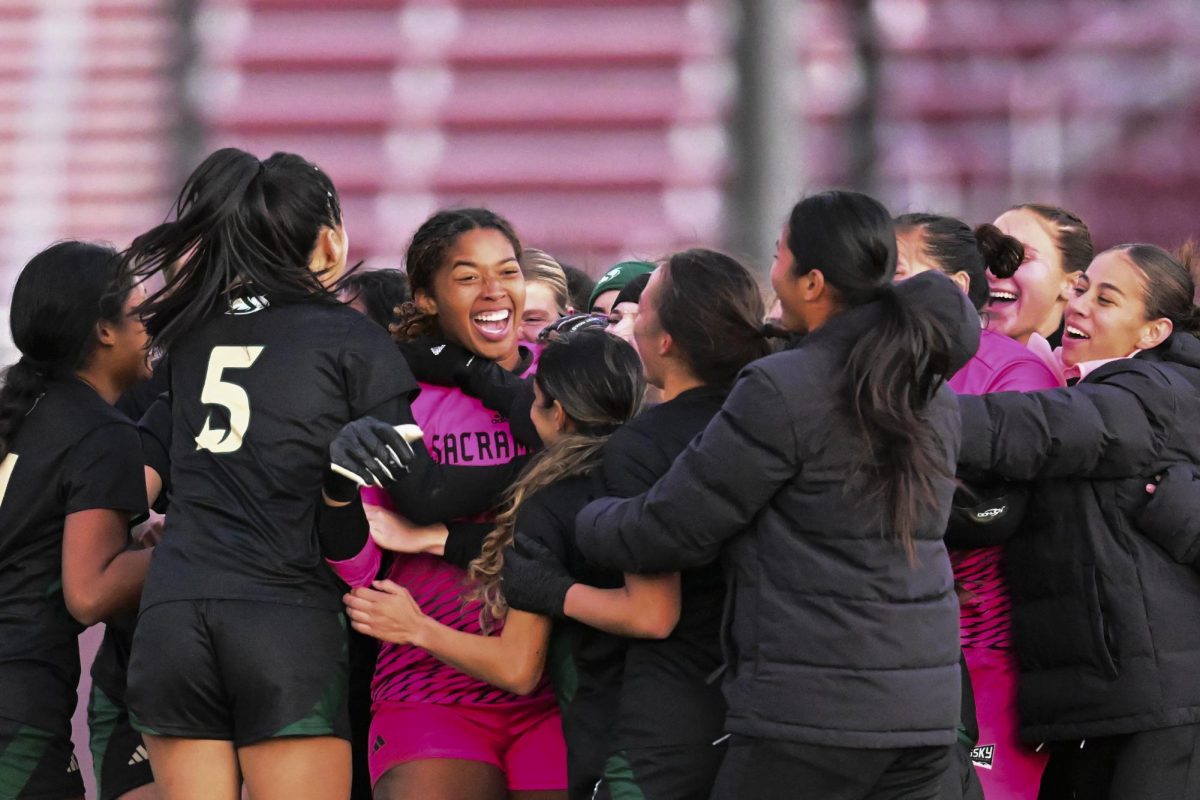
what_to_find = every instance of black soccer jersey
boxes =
[601,386,728,751]
[141,298,418,612]
[521,473,626,797]
[0,379,146,736]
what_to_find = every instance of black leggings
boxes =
[1037,724,1200,800]
[710,736,951,800]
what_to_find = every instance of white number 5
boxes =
[195,346,264,454]
[0,452,17,509]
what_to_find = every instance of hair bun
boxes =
[974,223,1024,279]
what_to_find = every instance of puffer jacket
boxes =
[956,332,1200,742]
[576,271,980,749]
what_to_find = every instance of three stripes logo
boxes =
[373,734,387,754]
[128,744,150,766]
[67,754,80,774]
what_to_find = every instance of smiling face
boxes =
[112,284,152,387]
[769,224,807,332]
[1061,250,1170,367]
[519,280,561,343]
[986,208,1078,344]
[416,228,525,368]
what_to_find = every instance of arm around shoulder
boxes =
[577,363,799,572]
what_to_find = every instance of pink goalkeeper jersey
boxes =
[331,364,546,707]
[949,330,1061,650]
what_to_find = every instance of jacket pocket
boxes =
[712,574,737,684]
[1083,565,1120,680]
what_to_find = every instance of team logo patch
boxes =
[970,744,996,770]
[373,734,386,754]
[128,744,150,766]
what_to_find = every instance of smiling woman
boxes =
[394,209,526,369]
[355,209,567,800]
[955,242,1200,798]
[985,204,1093,346]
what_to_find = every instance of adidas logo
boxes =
[128,744,150,766]
[67,754,80,774]
[372,735,386,754]
[430,345,445,355]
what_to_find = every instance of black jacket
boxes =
[576,271,979,749]
[957,332,1200,742]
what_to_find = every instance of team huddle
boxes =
[1,146,1198,800]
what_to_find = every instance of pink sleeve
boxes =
[326,485,392,588]
[326,535,383,589]
[987,359,1063,393]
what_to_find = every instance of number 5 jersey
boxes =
[141,297,418,613]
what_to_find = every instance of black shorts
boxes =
[0,716,84,800]
[126,599,350,747]
[88,684,153,800]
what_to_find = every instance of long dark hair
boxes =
[787,191,955,560]
[392,208,522,341]
[894,213,1023,310]
[0,242,132,459]
[128,147,347,354]
[657,249,772,387]
[468,329,644,626]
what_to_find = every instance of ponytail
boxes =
[129,148,347,354]
[844,284,955,562]
[1,241,131,458]
[0,359,48,460]
[973,222,1024,279]
[789,194,960,561]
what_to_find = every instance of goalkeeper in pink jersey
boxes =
[323,209,567,800]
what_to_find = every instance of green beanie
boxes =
[587,260,655,311]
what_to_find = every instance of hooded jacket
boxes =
[957,332,1200,742]
[576,271,981,748]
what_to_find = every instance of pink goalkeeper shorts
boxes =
[964,646,1049,800]
[368,696,566,791]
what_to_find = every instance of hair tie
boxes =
[17,354,50,377]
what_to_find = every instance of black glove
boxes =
[537,312,607,343]
[327,417,420,502]
[396,338,476,387]
[500,534,576,618]
[396,336,530,420]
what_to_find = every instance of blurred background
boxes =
[3,0,1199,354]
[0,0,1196,792]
